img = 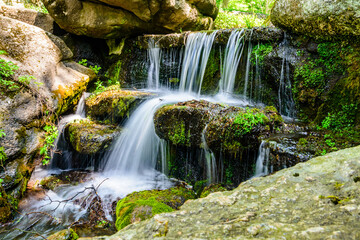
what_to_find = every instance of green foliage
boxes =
[251,43,273,65]
[294,42,347,95]
[214,10,266,29]
[40,125,58,165]
[232,108,268,136]
[78,59,102,75]
[0,51,39,91]
[23,2,49,14]
[320,104,358,131]
[0,130,6,168]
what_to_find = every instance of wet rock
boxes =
[271,0,360,39]
[91,145,360,239]
[47,228,79,240]
[42,0,218,39]
[85,87,151,124]
[40,171,91,190]
[64,119,120,155]
[115,186,195,230]
[154,100,283,152]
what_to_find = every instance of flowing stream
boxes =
[0,30,297,239]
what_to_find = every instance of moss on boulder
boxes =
[47,228,78,240]
[64,119,120,155]
[115,186,195,230]
[154,100,283,152]
[85,88,151,124]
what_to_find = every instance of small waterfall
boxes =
[75,92,90,117]
[103,94,194,176]
[147,39,161,89]
[50,92,89,169]
[243,31,253,97]
[253,141,270,177]
[219,29,245,94]
[201,125,217,184]
[278,33,296,117]
[179,31,217,94]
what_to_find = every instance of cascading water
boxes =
[253,141,270,177]
[179,31,217,94]
[147,39,161,90]
[201,125,217,184]
[278,33,296,118]
[243,30,253,98]
[218,29,245,95]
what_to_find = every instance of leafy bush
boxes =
[320,104,358,130]
[251,43,273,65]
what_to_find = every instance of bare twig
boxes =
[42,178,109,211]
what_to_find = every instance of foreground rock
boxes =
[115,186,195,231]
[271,0,360,38]
[85,145,360,239]
[85,88,151,124]
[42,0,218,39]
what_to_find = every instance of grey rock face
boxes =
[42,0,218,39]
[271,0,360,38]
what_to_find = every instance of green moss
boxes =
[199,184,228,198]
[168,122,191,146]
[115,187,195,230]
[251,43,273,65]
[47,228,79,240]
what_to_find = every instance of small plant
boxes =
[251,43,273,65]
[94,80,105,93]
[39,125,58,165]
[0,51,39,91]
[232,108,268,136]
[320,104,358,131]
[78,59,102,75]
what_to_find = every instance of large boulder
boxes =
[271,0,360,38]
[0,15,90,220]
[86,145,360,239]
[0,4,55,33]
[42,0,218,39]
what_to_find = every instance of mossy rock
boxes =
[0,185,12,223]
[154,100,222,147]
[199,184,229,198]
[47,228,78,240]
[85,88,151,124]
[65,119,120,155]
[40,171,91,191]
[115,186,195,230]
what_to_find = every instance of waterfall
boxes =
[179,31,217,94]
[201,125,217,184]
[219,29,245,94]
[253,141,270,177]
[103,94,195,176]
[278,33,296,117]
[50,92,89,169]
[147,39,161,89]
[243,31,253,97]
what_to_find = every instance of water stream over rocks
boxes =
[0,30,301,239]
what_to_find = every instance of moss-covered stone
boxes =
[65,119,120,155]
[0,185,12,223]
[85,88,151,124]
[47,228,78,240]
[199,184,228,198]
[115,186,195,230]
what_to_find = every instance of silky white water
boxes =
[2,30,266,239]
